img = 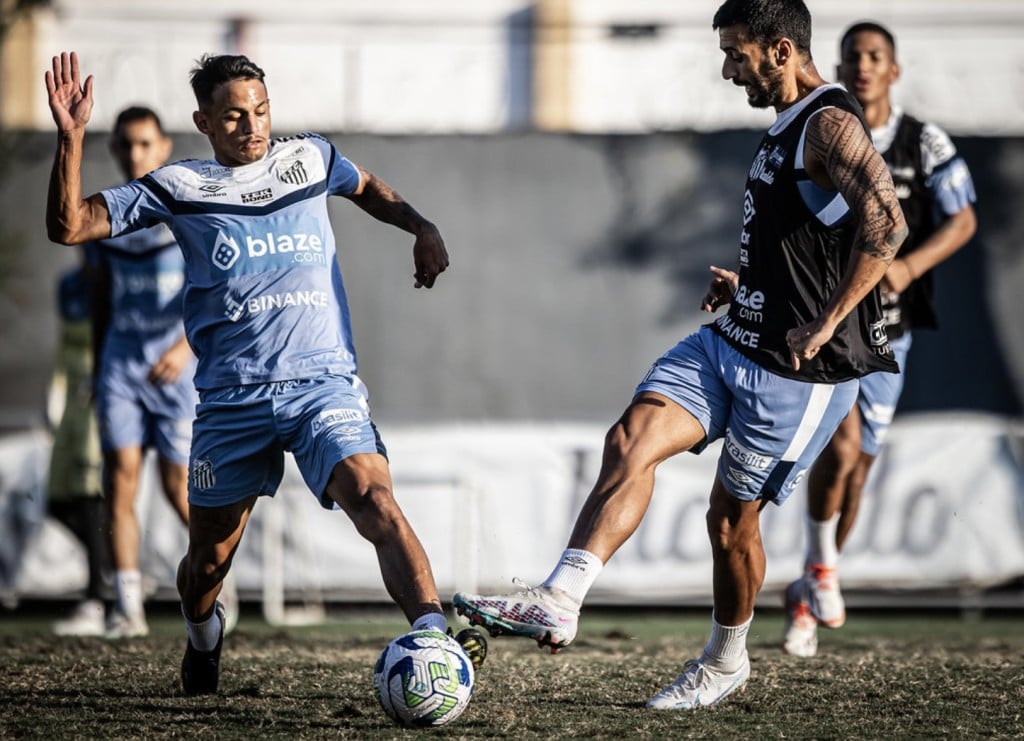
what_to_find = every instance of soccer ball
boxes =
[372,629,475,727]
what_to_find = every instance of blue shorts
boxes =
[857,332,911,455]
[96,352,198,464]
[188,374,387,509]
[636,326,860,505]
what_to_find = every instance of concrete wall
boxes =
[2,0,1024,134]
[0,130,1020,429]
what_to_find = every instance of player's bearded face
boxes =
[746,56,785,109]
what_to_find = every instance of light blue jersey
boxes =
[97,225,186,365]
[99,133,362,391]
[92,224,198,461]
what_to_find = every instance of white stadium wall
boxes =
[3,415,1023,609]
[2,0,1024,134]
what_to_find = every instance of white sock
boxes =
[541,548,603,606]
[805,513,840,568]
[114,570,144,616]
[411,612,447,634]
[701,613,752,672]
[183,604,222,652]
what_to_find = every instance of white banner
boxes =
[3,413,1023,606]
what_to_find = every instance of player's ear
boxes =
[774,38,792,66]
[890,60,901,84]
[193,110,209,135]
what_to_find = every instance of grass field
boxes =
[1,603,1022,739]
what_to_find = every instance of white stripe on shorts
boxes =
[780,383,835,462]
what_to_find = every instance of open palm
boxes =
[45,51,93,131]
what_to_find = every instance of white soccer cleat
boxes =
[452,579,579,651]
[53,599,106,637]
[104,609,149,639]
[781,578,818,657]
[805,564,846,628]
[646,655,750,710]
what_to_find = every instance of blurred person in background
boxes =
[44,50,485,698]
[89,106,238,639]
[781,20,977,658]
[455,0,906,710]
[47,243,110,636]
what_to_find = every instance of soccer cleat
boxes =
[181,602,226,696]
[646,655,750,710]
[53,599,105,637]
[781,578,818,657]
[450,627,488,671]
[452,579,579,652]
[805,563,846,628]
[104,609,149,639]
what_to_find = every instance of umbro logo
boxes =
[199,183,228,198]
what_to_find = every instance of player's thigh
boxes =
[607,392,709,469]
[720,363,859,505]
[634,326,732,453]
[857,333,912,456]
[278,374,388,510]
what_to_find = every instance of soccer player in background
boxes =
[47,244,110,636]
[90,106,238,639]
[44,50,483,696]
[781,21,977,657]
[455,0,906,709]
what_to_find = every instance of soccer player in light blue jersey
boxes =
[44,51,482,695]
[89,106,233,640]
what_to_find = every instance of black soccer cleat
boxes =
[181,602,226,696]
[450,626,488,671]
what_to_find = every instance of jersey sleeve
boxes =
[99,180,172,240]
[324,140,362,196]
[920,122,976,217]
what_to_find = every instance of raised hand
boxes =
[44,51,94,132]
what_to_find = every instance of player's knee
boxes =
[601,421,646,474]
[346,485,404,543]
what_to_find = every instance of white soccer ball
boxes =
[372,628,475,727]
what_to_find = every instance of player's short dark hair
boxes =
[712,0,813,55]
[839,21,897,57]
[112,106,164,137]
[189,54,266,108]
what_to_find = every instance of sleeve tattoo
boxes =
[805,108,907,262]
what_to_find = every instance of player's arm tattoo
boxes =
[805,108,908,262]
[347,169,435,236]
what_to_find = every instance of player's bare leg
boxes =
[326,453,444,623]
[784,410,862,655]
[455,392,705,650]
[177,496,253,695]
[105,445,148,637]
[647,476,758,710]
[157,457,190,525]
